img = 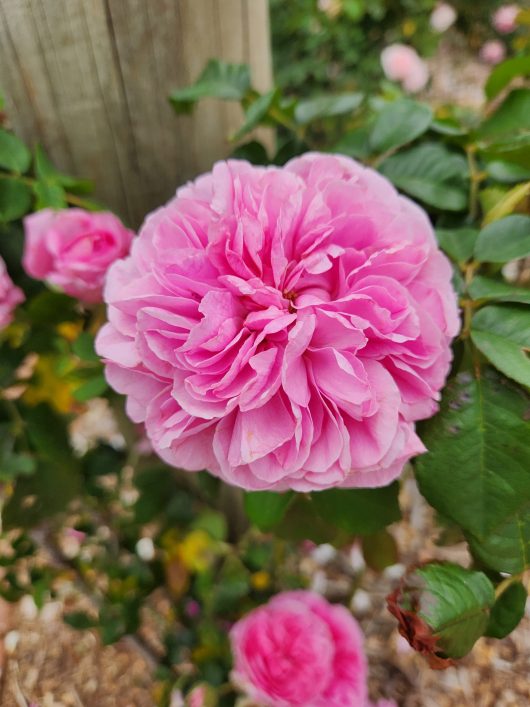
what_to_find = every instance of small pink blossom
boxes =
[380,44,429,93]
[188,686,207,707]
[97,154,458,492]
[23,208,134,303]
[429,3,457,33]
[492,4,520,34]
[480,39,506,65]
[230,591,367,707]
[0,256,24,330]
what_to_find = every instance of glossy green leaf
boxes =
[32,180,67,210]
[0,178,32,222]
[467,505,530,573]
[436,227,478,262]
[416,563,495,658]
[169,60,251,113]
[370,99,432,153]
[479,89,530,140]
[475,214,530,262]
[244,491,294,530]
[379,143,468,211]
[72,332,100,362]
[471,305,530,387]
[233,89,278,140]
[469,276,530,305]
[34,145,93,194]
[0,129,31,173]
[294,92,363,124]
[331,125,373,159]
[485,582,527,639]
[311,482,400,535]
[486,160,530,183]
[416,370,530,540]
[485,57,530,101]
[72,374,108,402]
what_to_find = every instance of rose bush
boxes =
[96,153,458,492]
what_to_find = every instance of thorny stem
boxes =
[466,145,485,223]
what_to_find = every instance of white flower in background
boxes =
[430,3,457,32]
[136,537,156,562]
[69,397,125,455]
[492,4,520,34]
[317,0,342,19]
[381,44,430,93]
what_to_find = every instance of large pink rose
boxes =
[230,591,367,707]
[23,208,134,303]
[0,256,24,330]
[96,154,459,491]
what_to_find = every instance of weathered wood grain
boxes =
[0,0,272,226]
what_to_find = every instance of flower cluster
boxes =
[97,154,458,492]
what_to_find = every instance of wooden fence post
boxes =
[0,0,272,227]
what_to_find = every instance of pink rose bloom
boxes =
[23,208,134,303]
[96,154,458,492]
[480,39,506,65]
[429,3,457,33]
[492,4,519,34]
[0,256,24,330]
[380,45,429,93]
[230,591,367,707]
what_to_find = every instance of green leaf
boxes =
[72,374,108,402]
[471,305,530,387]
[211,556,250,615]
[311,482,401,535]
[0,452,36,482]
[486,160,530,184]
[485,57,530,101]
[415,370,530,541]
[479,89,530,140]
[244,490,294,531]
[191,510,227,541]
[275,495,345,545]
[231,140,269,164]
[0,129,31,173]
[370,99,432,153]
[475,214,530,263]
[331,125,374,159]
[63,611,98,630]
[294,92,363,124]
[0,178,32,222]
[34,146,93,194]
[362,529,398,571]
[435,227,478,262]
[416,563,495,658]
[72,332,100,362]
[467,505,530,573]
[233,89,278,141]
[485,582,527,639]
[169,60,251,113]
[32,180,67,210]
[469,275,530,305]
[379,143,468,211]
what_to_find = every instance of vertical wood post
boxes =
[0,0,272,227]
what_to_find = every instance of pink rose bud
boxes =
[230,590,368,706]
[480,39,506,65]
[97,154,458,492]
[492,4,520,34]
[0,256,24,330]
[380,44,430,93]
[23,208,134,303]
[429,3,457,33]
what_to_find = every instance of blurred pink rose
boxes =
[97,154,458,492]
[380,44,429,93]
[230,591,367,706]
[187,686,206,707]
[23,208,134,303]
[429,3,457,32]
[492,4,520,33]
[0,256,24,330]
[480,39,506,65]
